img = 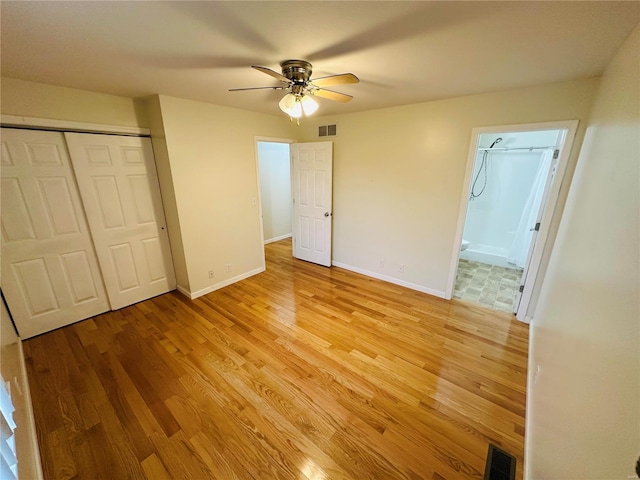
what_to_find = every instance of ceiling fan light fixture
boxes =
[233,60,359,119]
[300,94,318,115]
[279,93,302,118]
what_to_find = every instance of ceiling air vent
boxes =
[319,124,337,137]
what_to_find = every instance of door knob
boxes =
[324,212,331,217]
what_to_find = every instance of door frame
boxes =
[1,114,149,136]
[445,120,579,323]
[254,136,295,270]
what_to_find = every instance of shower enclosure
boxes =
[460,130,561,268]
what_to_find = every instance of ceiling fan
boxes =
[229,60,359,120]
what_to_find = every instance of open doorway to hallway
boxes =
[256,140,292,246]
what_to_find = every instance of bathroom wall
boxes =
[461,130,560,267]
[258,142,292,243]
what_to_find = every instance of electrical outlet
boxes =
[208,270,215,279]
[225,264,231,273]
[379,259,385,268]
[399,263,405,273]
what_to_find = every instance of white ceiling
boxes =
[2,1,638,117]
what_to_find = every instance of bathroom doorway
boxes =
[447,121,578,322]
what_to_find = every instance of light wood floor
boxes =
[24,239,529,480]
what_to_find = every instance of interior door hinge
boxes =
[553,149,560,159]
[519,285,525,293]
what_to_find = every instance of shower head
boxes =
[489,137,503,149]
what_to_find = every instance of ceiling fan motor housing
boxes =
[280,60,312,85]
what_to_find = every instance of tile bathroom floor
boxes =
[453,259,524,313]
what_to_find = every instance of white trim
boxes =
[446,120,579,323]
[254,140,267,271]
[176,285,192,298]
[17,340,44,480]
[524,326,536,480]
[264,233,292,245]
[515,123,578,321]
[331,261,446,299]
[1,114,150,136]
[178,267,265,300]
[254,136,295,144]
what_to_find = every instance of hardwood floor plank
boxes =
[141,453,172,480]
[24,238,529,479]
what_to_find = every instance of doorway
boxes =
[255,138,334,269]
[447,121,578,322]
[257,141,293,245]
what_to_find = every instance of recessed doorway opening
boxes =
[256,140,293,246]
[447,121,578,322]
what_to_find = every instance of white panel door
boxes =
[291,142,333,267]
[1,128,110,338]
[64,133,176,310]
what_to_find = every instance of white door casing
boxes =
[515,128,575,321]
[512,148,558,313]
[291,142,333,267]
[1,128,110,338]
[64,133,176,310]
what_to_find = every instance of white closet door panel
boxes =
[59,250,102,303]
[1,177,37,242]
[11,258,59,316]
[1,128,110,338]
[64,133,176,309]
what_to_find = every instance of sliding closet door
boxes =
[64,133,176,309]
[1,129,110,338]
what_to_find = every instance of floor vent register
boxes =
[484,444,516,480]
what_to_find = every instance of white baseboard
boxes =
[331,261,446,299]
[176,284,191,298]
[264,233,292,245]
[178,267,266,300]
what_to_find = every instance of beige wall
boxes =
[145,95,190,290]
[297,78,599,296]
[1,76,599,300]
[1,77,147,127]
[526,25,640,479]
[258,141,292,243]
[155,95,296,297]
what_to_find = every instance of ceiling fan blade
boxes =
[310,73,359,87]
[313,88,353,103]
[251,65,292,84]
[229,86,286,91]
